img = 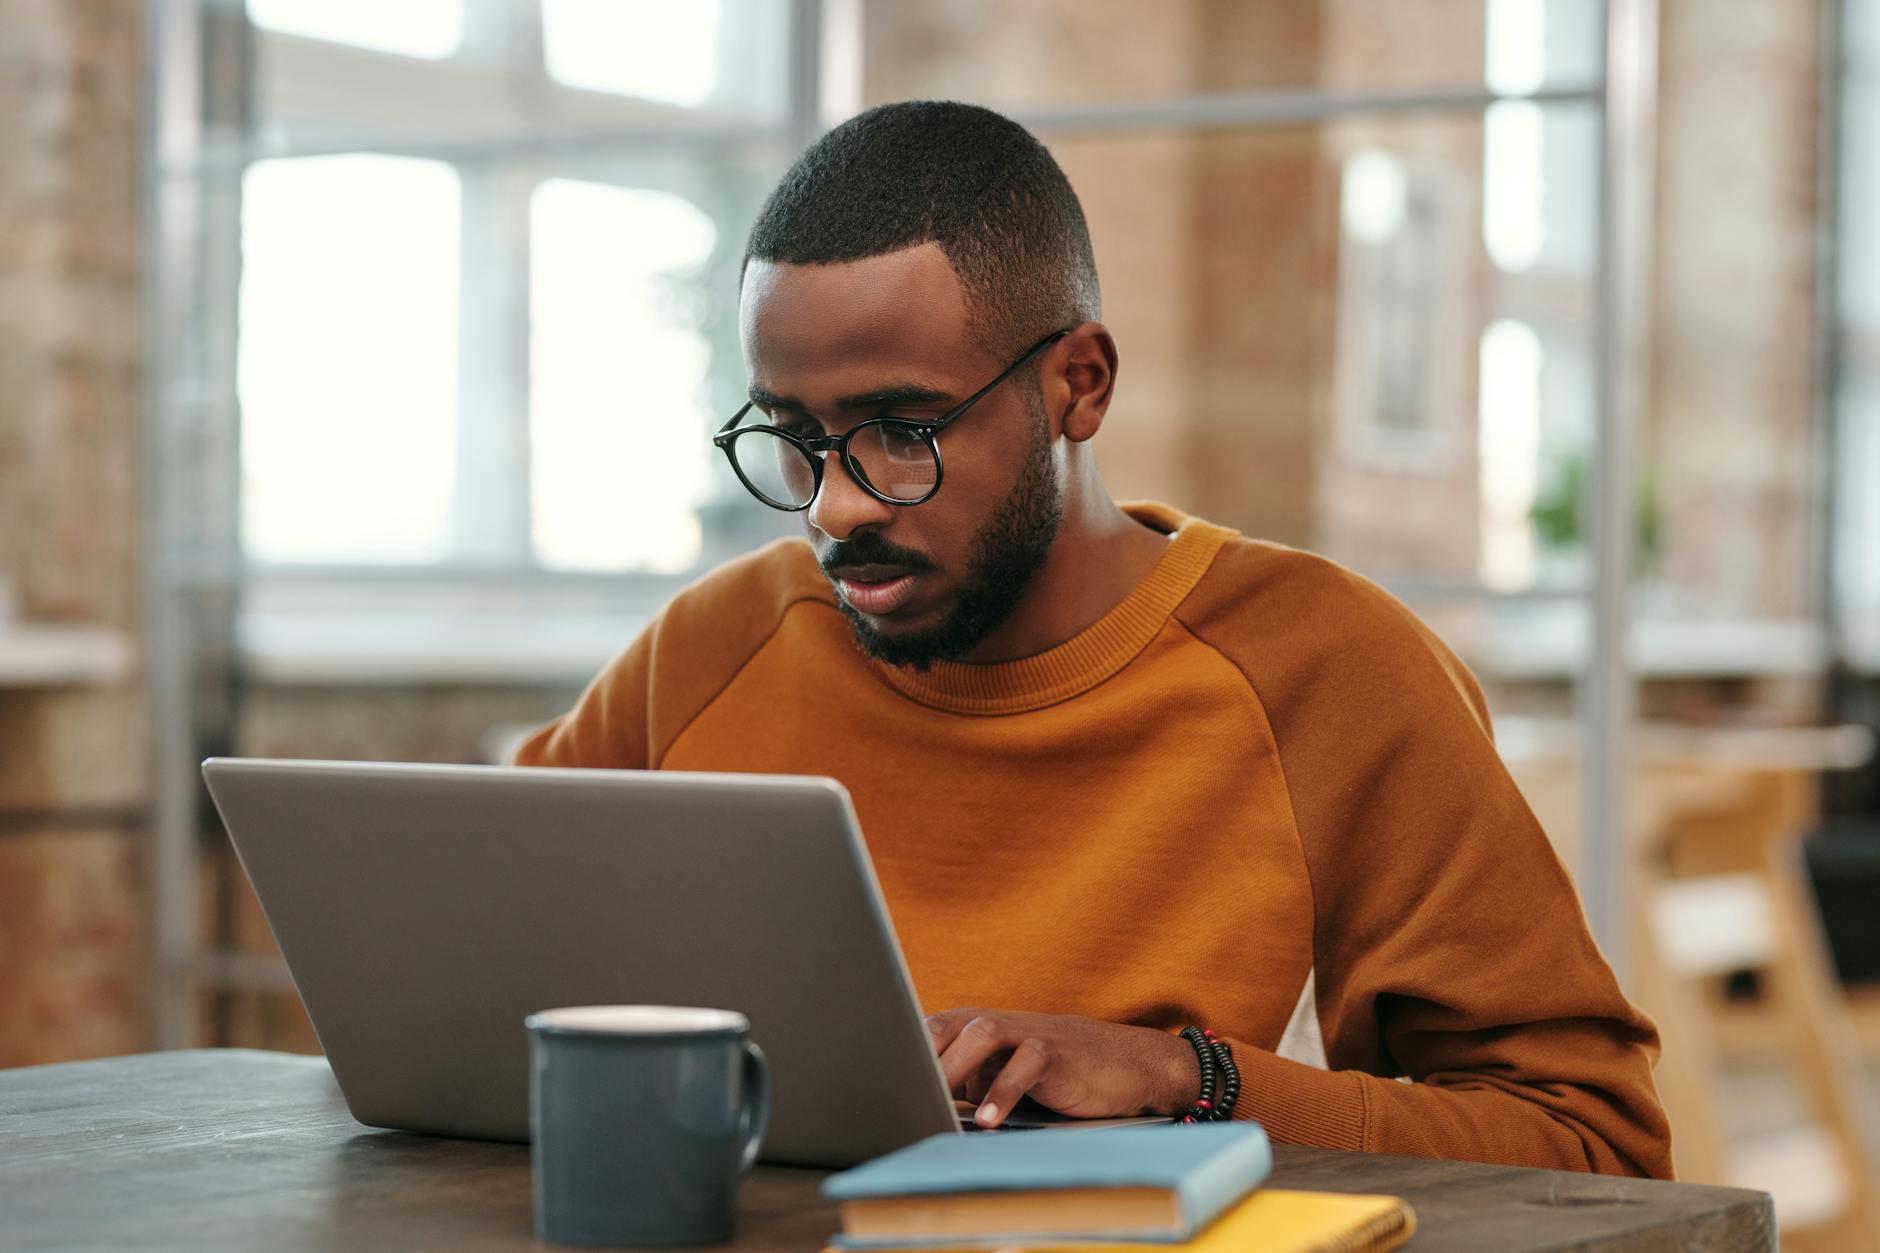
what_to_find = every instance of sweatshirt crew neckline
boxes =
[871,502,1233,716]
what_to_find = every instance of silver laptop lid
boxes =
[201,758,960,1166]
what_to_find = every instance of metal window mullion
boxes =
[146,0,251,1049]
[1014,82,1604,136]
[457,0,534,66]
[815,0,864,130]
[1582,0,1660,973]
[144,0,202,1053]
[433,0,545,571]
[450,162,536,567]
[187,15,797,176]
[166,126,794,182]
[1816,0,1848,682]
[787,0,827,149]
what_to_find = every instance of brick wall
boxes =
[860,0,1825,617]
[0,0,147,1065]
[1651,0,1822,620]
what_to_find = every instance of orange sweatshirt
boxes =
[515,501,1673,1179]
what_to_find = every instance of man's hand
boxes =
[925,1008,1199,1129]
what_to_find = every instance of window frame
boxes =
[1831,0,1880,672]
[230,0,817,585]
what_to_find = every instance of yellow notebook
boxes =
[822,1188,1416,1253]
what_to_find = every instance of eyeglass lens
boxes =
[728,423,938,508]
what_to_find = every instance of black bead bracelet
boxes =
[1178,1025,1240,1123]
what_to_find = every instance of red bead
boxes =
[1181,1115,1197,1124]
[1203,1029,1218,1041]
[1196,1099,1213,1111]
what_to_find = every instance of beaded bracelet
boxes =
[1178,1026,1241,1123]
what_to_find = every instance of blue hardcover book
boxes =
[821,1122,1272,1248]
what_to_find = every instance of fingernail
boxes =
[976,1103,999,1126]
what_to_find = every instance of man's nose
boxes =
[807,450,897,542]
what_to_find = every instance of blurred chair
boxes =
[1642,757,1880,1252]
[1505,721,1880,1252]
[1803,818,1880,987]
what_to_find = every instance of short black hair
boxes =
[743,100,1100,356]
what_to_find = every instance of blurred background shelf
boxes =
[0,627,134,688]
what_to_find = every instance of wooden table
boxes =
[0,1050,1772,1251]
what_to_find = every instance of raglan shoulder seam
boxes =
[1164,611,1323,1023]
[651,594,840,767]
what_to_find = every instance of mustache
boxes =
[817,533,939,576]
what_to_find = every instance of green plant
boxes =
[1529,452,1662,571]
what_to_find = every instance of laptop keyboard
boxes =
[958,1117,1044,1132]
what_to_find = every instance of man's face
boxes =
[740,244,1062,669]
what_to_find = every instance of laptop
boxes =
[201,758,1166,1167]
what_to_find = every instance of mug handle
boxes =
[736,1041,771,1173]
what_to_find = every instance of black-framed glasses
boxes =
[712,328,1071,511]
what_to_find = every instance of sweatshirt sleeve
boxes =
[511,619,657,769]
[1181,550,1674,1180]
[511,537,833,771]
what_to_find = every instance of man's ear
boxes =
[1053,323,1118,444]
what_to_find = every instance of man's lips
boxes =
[830,568,922,616]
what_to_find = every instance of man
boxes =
[516,101,1673,1179]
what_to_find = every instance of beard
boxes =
[829,398,1064,672]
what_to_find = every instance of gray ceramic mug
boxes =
[525,1006,771,1247]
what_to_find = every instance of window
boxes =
[528,180,716,572]
[1478,318,1545,590]
[1335,147,1452,460]
[542,0,720,105]
[233,0,801,576]
[239,155,462,564]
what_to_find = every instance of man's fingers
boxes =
[961,1059,1004,1105]
[924,1008,982,1056]
[937,1015,1011,1094]
[974,1037,1052,1129]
